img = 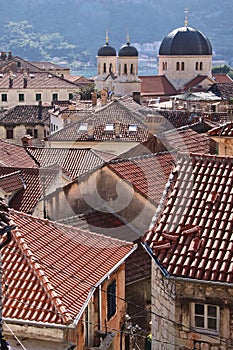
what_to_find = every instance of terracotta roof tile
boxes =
[0,171,25,193]
[49,99,150,142]
[212,73,233,84]
[2,211,134,325]
[26,147,105,179]
[0,167,59,212]
[108,152,176,205]
[143,153,233,283]
[208,122,233,137]
[208,82,233,99]
[0,105,50,125]
[0,139,38,168]
[139,75,177,96]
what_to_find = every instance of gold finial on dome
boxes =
[126,30,130,44]
[184,8,189,27]
[106,29,109,45]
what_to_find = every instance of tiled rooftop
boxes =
[0,105,50,125]
[0,71,77,89]
[49,99,150,142]
[108,152,176,205]
[212,73,233,84]
[0,139,38,168]
[208,122,233,137]
[143,153,233,283]
[26,147,105,180]
[161,125,210,154]
[139,75,177,96]
[0,171,25,193]
[208,82,233,99]
[2,210,134,325]
[0,167,59,213]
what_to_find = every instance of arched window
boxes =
[181,62,185,71]
[124,64,127,75]
[176,62,180,71]
[195,62,199,70]
[118,64,121,75]
[200,62,203,70]
[103,63,106,73]
[130,64,133,74]
[98,63,100,74]
[109,63,113,73]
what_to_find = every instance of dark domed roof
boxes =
[118,42,138,57]
[159,26,212,56]
[98,43,116,57]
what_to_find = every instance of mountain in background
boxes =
[0,0,232,73]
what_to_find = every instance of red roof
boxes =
[3,211,134,325]
[208,122,233,137]
[0,139,37,168]
[143,153,233,283]
[139,75,177,97]
[0,167,59,213]
[0,171,25,193]
[26,147,105,180]
[212,73,233,84]
[108,152,175,205]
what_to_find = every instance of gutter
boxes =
[3,318,75,329]
[142,242,233,288]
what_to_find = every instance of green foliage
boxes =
[212,64,231,74]
[78,85,96,100]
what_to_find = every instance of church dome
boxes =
[98,43,116,57]
[118,42,138,57]
[159,26,212,56]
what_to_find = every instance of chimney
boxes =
[21,135,32,147]
[23,77,27,88]
[1,52,6,61]
[87,121,94,140]
[133,91,141,104]
[91,92,97,106]
[38,100,42,120]
[7,51,12,60]
[9,72,13,88]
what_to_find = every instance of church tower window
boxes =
[176,62,180,71]
[200,62,203,70]
[130,64,133,74]
[103,63,106,73]
[124,64,127,75]
[181,62,185,71]
[109,63,113,73]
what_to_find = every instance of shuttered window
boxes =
[107,280,116,319]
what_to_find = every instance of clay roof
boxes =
[143,153,233,283]
[179,75,213,92]
[0,171,25,193]
[0,167,59,213]
[139,75,177,97]
[3,210,134,325]
[208,122,233,137]
[0,105,50,125]
[208,82,233,99]
[162,126,210,154]
[108,152,176,205]
[26,147,105,180]
[212,73,233,84]
[0,139,38,168]
[49,99,149,142]
[0,71,77,89]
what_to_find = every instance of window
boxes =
[69,93,73,100]
[19,93,24,102]
[124,64,127,75]
[107,280,116,319]
[36,93,41,101]
[191,303,220,333]
[130,64,133,74]
[78,123,88,133]
[105,123,114,132]
[109,63,113,73]
[6,129,13,139]
[103,63,106,73]
[176,62,180,71]
[26,129,33,137]
[1,94,7,102]
[200,62,203,70]
[52,93,58,101]
[181,62,185,71]
[34,129,38,139]
[195,62,199,70]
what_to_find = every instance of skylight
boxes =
[129,125,138,132]
[105,124,114,131]
[78,123,88,132]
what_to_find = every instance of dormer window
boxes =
[129,125,137,132]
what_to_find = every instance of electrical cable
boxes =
[3,322,27,350]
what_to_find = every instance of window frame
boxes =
[36,93,42,101]
[1,93,7,102]
[6,129,13,139]
[191,302,220,335]
[18,93,25,102]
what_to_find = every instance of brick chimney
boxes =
[21,135,32,147]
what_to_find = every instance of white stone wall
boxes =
[151,262,176,350]
[97,55,117,76]
[158,55,212,89]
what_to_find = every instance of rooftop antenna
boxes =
[184,8,189,27]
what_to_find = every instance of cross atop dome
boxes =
[184,8,189,27]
